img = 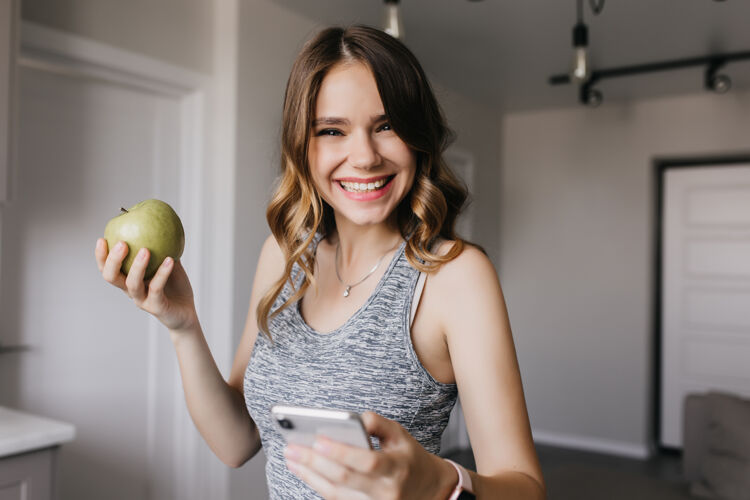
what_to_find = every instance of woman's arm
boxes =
[169,318,260,468]
[96,234,284,468]
[222,233,287,464]
[435,244,546,499]
[172,234,286,467]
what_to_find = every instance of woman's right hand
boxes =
[95,238,199,332]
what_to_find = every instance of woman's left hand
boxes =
[284,411,456,500]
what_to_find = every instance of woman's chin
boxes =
[334,209,393,228]
[327,186,409,229]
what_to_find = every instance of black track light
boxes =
[705,61,732,93]
[549,0,750,106]
[580,83,602,107]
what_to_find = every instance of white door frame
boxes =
[655,154,750,449]
[17,14,236,499]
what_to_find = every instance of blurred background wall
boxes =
[500,90,750,454]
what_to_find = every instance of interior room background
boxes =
[1,1,748,499]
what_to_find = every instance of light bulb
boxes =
[570,22,590,84]
[383,0,404,39]
[572,46,590,83]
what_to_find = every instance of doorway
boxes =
[655,155,750,449]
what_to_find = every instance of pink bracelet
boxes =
[444,458,475,499]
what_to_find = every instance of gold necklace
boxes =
[334,241,399,297]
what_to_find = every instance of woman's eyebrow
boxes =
[312,117,349,126]
[311,114,388,126]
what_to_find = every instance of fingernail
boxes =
[313,438,331,455]
[164,256,173,267]
[117,241,126,252]
[284,446,301,461]
[138,249,148,261]
[286,460,300,473]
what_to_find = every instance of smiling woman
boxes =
[239,25,546,499]
[259,26,469,335]
[96,23,545,500]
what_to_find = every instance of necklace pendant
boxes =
[343,286,351,297]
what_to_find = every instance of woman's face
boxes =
[307,62,417,229]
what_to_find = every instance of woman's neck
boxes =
[331,215,403,269]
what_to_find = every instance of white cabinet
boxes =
[0,408,75,500]
[0,448,56,500]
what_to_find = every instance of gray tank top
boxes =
[244,232,458,499]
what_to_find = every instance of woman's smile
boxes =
[335,174,396,199]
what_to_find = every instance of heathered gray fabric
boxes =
[244,233,458,499]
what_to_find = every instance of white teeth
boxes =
[340,177,389,193]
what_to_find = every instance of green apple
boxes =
[103,199,185,280]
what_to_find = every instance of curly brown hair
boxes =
[257,25,472,337]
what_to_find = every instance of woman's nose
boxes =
[348,131,381,169]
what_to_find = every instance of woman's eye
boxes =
[377,123,392,132]
[316,128,342,137]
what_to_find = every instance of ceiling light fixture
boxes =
[383,0,404,40]
[549,1,750,106]
[705,60,731,93]
[570,0,592,84]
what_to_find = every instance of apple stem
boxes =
[120,207,129,214]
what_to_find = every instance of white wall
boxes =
[21,0,213,74]
[435,84,502,264]
[500,89,750,456]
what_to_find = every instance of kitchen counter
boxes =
[0,406,75,458]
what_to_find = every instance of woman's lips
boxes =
[335,174,393,183]
[335,174,395,201]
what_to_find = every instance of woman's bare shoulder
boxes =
[259,233,285,268]
[426,240,501,315]
[431,240,495,282]
[252,234,287,288]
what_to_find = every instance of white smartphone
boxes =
[270,405,372,449]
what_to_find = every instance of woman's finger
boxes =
[313,436,386,476]
[285,456,337,499]
[101,240,128,290]
[360,411,406,448]
[147,257,174,298]
[285,453,370,500]
[288,443,373,492]
[125,247,149,301]
[94,238,108,272]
